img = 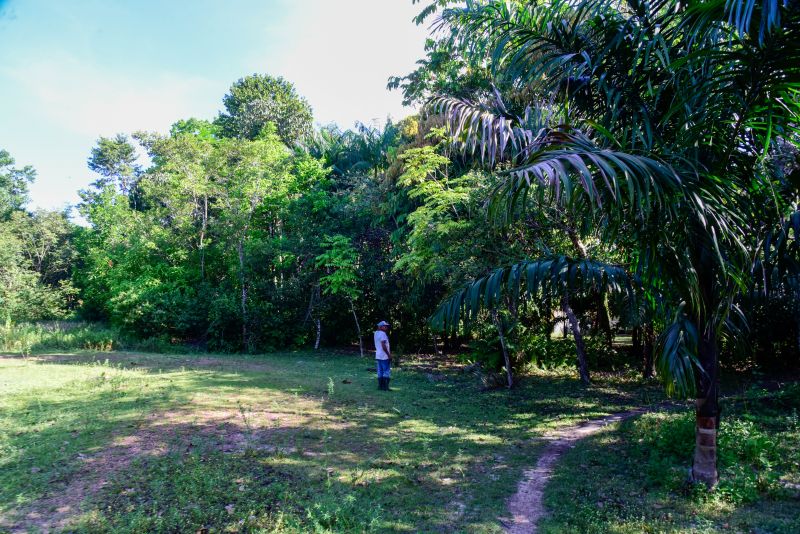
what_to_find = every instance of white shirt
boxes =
[374,330,390,360]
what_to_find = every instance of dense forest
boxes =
[1,0,799,489]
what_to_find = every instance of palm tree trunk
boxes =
[692,329,720,487]
[431,331,442,356]
[492,309,513,388]
[562,296,590,384]
[689,245,721,487]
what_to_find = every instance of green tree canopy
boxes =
[0,149,35,220]
[216,74,314,146]
[87,134,141,196]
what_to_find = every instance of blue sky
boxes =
[0,0,430,211]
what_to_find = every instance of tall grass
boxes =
[0,321,184,354]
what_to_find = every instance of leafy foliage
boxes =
[425,0,800,400]
[216,74,314,145]
[0,149,35,220]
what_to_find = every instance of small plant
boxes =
[327,376,335,396]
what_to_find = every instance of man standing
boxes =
[374,320,392,391]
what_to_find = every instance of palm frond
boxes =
[723,0,789,42]
[655,304,704,398]
[429,95,555,165]
[429,96,683,220]
[491,131,682,220]
[753,206,800,293]
[430,255,637,334]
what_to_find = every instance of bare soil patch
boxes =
[2,393,345,533]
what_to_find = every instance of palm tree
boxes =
[428,0,800,486]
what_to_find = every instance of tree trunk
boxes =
[431,331,442,356]
[691,326,720,487]
[348,298,364,357]
[595,292,613,347]
[643,323,655,378]
[562,296,590,384]
[303,284,322,350]
[492,309,513,388]
[688,238,721,487]
[199,194,207,281]
[237,240,248,351]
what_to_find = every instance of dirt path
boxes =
[502,408,650,534]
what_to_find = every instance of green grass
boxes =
[4,350,795,533]
[540,385,800,534]
[0,350,664,533]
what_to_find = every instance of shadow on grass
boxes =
[540,408,800,534]
[1,351,668,532]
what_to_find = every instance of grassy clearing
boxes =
[1,350,663,533]
[540,385,800,534]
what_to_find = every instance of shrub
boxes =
[524,334,576,369]
[627,404,794,504]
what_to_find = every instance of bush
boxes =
[464,336,506,372]
[465,332,634,373]
[524,334,576,369]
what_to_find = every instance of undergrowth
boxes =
[0,321,191,355]
[541,384,800,533]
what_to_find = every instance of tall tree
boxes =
[0,154,76,322]
[0,149,35,220]
[216,74,314,146]
[8,209,76,289]
[428,0,800,486]
[213,126,295,350]
[88,134,141,197]
[316,234,366,356]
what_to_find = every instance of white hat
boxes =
[376,321,390,327]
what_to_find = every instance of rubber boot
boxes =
[377,377,383,390]
[385,378,391,391]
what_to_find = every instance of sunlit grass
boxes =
[540,386,800,534]
[6,351,795,532]
[0,350,666,532]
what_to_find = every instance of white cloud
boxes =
[1,53,224,211]
[4,53,222,137]
[272,0,430,128]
